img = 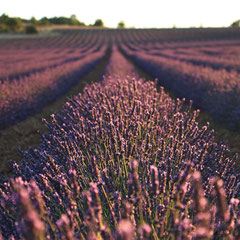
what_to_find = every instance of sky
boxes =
[1,0,240,28]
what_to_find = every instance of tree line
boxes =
[231,19,240,27]
[0,13,126,34]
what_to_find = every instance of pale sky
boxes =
[1,0,240,28]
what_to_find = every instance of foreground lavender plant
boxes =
[0,48,239,239]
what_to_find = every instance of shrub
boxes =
[6,17,22,31]
[0,23,9,33]
[117,21,125,28]
[93,19,104,27]
[25,25,38,34]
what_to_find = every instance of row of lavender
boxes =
[137,40,240,73]
[0,31,109,128]
[119,39,240,130]
[115,28,240,44]
[0,36,104,81]
[0,29,111,82]
[0,47,239,239]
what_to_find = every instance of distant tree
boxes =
[70,15,85,26]
[45,16,83,26]
[30,16,38,26]
[0,13,9,24]
[93,19,104,27]
[39,17,50,25]
[49,16,68,25]
[0,13,9,32]
[117,21,125,28]
[6,17,22,31]
[0,14,23,32]
[231,20,240,27]
[79,21,86,26]
[70,15,78,25]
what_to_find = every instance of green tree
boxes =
[30,16,38,26]
[53,17,69,25]
[39,17,50,25]
[6,17,22,31]
[70,14,79,25]
[0,14,9,32]
[117,21,125,28]
[231,20,240,27]
[93,19,104,27]
[0,13,9,24]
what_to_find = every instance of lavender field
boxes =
[1,28,240,239]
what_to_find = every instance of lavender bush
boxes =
[0,47,239,239]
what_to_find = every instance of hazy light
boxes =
[1,0,240,28]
